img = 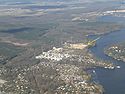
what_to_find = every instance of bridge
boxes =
[87,37,100,47]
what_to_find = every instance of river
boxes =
[89,27,125,94]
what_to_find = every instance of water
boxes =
[25,5,67,10]
[98,15,125,23]
[89,28,125,94]
[0,27,31,33]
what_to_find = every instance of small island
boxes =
[105,43,125,62]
